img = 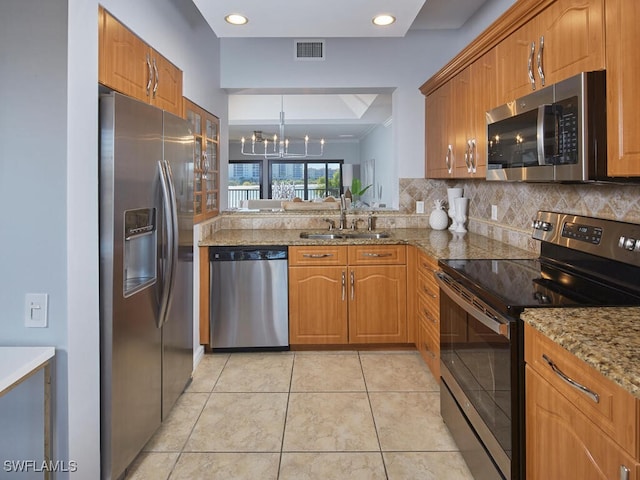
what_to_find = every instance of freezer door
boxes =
[160,111,194,420]
[99,92,163,480]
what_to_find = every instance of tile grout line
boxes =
[275,351,296,479]
[170,353,231,479]
[358,351,390,480]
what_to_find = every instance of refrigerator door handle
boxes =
[157,160,179,328]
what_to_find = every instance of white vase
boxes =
[454,197,470,233]
[429,202,449,230]
[447,188,463,231]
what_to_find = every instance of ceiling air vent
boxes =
[294,40,325,61]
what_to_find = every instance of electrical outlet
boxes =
[491,205,498,221]
[25,293,48,328]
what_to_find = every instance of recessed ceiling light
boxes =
[225,14,248,25]
[372,14,396,26]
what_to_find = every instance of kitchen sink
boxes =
[300,231,391,240]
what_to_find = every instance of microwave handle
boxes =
[537,104,561,165]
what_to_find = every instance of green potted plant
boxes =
[351,178,372,206]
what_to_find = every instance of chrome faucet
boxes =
[367,212,375,231]
[339,194,347,230]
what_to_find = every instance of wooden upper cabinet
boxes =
[425,82,455,179]
[605,0,640,177]
[497,0,605,103]
[426,49,496,180]
[98,7,183,116]
[184,99,220,222]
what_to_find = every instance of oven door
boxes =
[437,272,523,480]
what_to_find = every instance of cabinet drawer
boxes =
[348,245,406,265]
[289,246,347,266]
[525,323,638,458]
[417,249,439,276]
[417,291,439,335]
[417,270,439,311]
[418,316,440,379]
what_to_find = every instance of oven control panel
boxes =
[561,222,602,244]
[532,211,640,267]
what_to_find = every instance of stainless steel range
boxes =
[436,211,640,480]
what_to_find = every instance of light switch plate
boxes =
[25,293,48,328]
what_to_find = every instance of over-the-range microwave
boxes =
[486,71,607,182]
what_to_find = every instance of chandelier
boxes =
[240,97,325,158]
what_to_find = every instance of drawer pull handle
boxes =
[422,286,437,298]
[303,253,334,258]
[362,252,392,257]
[542,354,599,403]
[424,309,437,324]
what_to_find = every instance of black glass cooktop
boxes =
[438,257,640,317]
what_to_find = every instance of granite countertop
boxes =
[522,308,640,399]
[199,228,538,261]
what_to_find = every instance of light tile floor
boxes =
[125,351,475,480]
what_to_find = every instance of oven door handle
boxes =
[435,271,511,339]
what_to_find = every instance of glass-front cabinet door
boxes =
[184,98,220,222]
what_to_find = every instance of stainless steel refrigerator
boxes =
[99,91,194,480]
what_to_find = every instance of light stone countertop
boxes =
[199,228,538,261]
[521,308,640,399]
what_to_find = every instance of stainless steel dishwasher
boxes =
[209,246,289,350]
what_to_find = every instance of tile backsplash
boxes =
[400,178,640,251]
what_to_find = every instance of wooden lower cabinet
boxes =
[288,245,407,345]
[348,265,407,343]
[414,248,442,379]
[525,324,640,479]
[526,367,639,480]
[288,266,348,344]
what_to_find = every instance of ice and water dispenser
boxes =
[123,208,157,297]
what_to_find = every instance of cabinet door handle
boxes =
[350,270,355,300]
[362,252,392,258]
[152,58,159,98]
[302,253,333,258]
[537,35,545,87]
[542,354,600,403]
[146,54,153,96]
[341,271,346,301]
[620,465,630,480]
[464,140,471,171]
[470,139,477,173]
[445,144,453,173]
[528,41,536,90]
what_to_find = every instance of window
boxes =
[270,160,342,200]
[229,159,344,207]
[228,160,262,208]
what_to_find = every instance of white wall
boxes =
[1,0,223,478]
[0,1,71,477]
[360,122,394,207]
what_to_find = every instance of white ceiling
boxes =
[193,0,489,38]
[209,0,490,143]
